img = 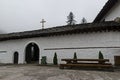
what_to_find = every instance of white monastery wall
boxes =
[0,31,119,64]
[103,1,120,21]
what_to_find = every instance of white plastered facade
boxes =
[103,1,120,21]
[0,31,119,64]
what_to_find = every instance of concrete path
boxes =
[0,65,119,80]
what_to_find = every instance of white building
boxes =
[0,0,120,65]
[94,0,120,22]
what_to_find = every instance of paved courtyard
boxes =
[0,65,119,80]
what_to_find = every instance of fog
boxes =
[0,0,108,33]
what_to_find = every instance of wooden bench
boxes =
[60,59,113,71]
[60,63,112,68]
[61,59,109,64]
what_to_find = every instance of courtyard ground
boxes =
[0,64,119,80]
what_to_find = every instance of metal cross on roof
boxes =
[40,19,46,29]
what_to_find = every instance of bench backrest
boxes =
[61,59,109,62]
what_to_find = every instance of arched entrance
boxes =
[25,42,39,64]
[13,52,19,64]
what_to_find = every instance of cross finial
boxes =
[40,19,46,29]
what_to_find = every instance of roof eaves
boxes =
[0,21,120,41]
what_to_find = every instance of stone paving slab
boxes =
[0,65,119,80]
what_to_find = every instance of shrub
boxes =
[98,51,104,64]
[53,52,58,65]
[73,52,77,59]
[99,51,104,59]
[73,52,77,63]
[41,56,47,65]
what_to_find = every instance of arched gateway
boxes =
[25,42,39,64]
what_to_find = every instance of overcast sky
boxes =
[0,0,108,33]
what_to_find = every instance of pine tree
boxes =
[67,12,76,25]
[81,17,87,24]
[53,52,58,65]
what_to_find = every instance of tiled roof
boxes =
[0,21,120,41]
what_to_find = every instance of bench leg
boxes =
[66,66,72,69]
[59,65,64,69]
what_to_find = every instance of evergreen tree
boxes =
[73,52,77,63]
[98,51,104,64]
[81,17,87,24]
[99,51,104,59]
[67,12,76,25]
[73,52,77,59]
[53,52,58,65]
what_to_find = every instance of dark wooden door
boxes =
[114,56,120,66]
[14,52,19,64]
[25,43,39,64]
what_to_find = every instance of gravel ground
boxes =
[0,64,119,80]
